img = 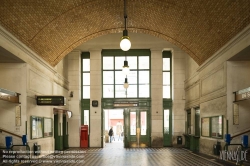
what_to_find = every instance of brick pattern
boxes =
[0,0,250,66]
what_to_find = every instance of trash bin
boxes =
[213,143,221,155]
[34,143,41,156]
[177,136,182,145]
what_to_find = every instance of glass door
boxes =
[124,109,150,147]
[163,109,172,146]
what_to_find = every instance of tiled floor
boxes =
[33,142,225,166]
[0,141,239,166]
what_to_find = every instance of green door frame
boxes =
[124,108,150,148]
[63,115,69,149]
[54,114,63,150]
[163,99,172,146]
[102,98,151,148]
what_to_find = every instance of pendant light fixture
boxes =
[124,77,129,89]
[120,0,131,51]
[122,52,130,75]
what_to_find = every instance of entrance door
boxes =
[163,109,172,146]
[124,109,150,147]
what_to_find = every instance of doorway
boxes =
[103,109,124,147]
[124,108,150,147]
[54,114,68,150]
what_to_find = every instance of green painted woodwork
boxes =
[63,116,69,149]
[163,100,172,147]
[162,51,173,146]
[81,99,90,125]
[102,49,151,57]
[54,114,63,150]
[101,49,151,99]
[102,98,151,148]
[123,108,151,147]
[189,136,199,152]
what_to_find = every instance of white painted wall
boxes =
[0,25,69,156]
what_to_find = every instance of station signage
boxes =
[36,96,66,106]
[113,101,138,107]
[234,87,250,102]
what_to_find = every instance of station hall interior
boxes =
[1,0,250,165]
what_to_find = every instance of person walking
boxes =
[108,127,113,143]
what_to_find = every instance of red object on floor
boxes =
[80,125,88,148]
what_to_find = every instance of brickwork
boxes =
[0,0,250,66]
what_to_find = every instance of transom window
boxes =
[163,51,172,99]
[82,53,90,99]
[102,50,150,98]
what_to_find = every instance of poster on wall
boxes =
[44,118,53,137]
[211,116,223,138]
[233,103,239,125]
[31,116,43,139]
[201,117,210,137]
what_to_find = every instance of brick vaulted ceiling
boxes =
[0,0,250,66]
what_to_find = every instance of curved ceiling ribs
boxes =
[0,0,250,66]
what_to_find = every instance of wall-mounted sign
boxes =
[15,106,21,126]
[234,87,250,102]
[233,103,239,125]
[0,88,20,104]
[36,96,66,106]
[113,101,138,107]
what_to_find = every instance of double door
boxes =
[124,109,150,147]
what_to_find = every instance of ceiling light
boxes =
[120,0,131,51]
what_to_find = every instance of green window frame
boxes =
[201,115,223,139]
[81,52,90,99]
[30,116,43,139]
[102,49,151,99]
[81,52,90,130]
[162,51,172,99]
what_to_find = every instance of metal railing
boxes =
[231,129,250,140]
[0,127,22,138]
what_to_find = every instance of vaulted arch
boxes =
[0,0,249,66]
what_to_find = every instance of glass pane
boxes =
[84,110,90,134]
[82,73,90,85]
[127,56,137,69]
[163,58,170,71]
[82,59,90,71]
[139,56,149,69]
[163,72,170,85]
[115,71,125,84]
[127,85,137,98]
[164,109,169,134]
[139,71,149,84]
[115,56,125,70]
[211,116,222,138]
[139,85,149,97]
[103,57,114,69]
[115,85,126,98]
[163,86,170,98]
[103,85,114,98]
[103,71,114,84]
[127,71,137,84]
[140,112,147,135]
[82,86,90,99]
[130,112,136,135]
[84,110,89,125]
